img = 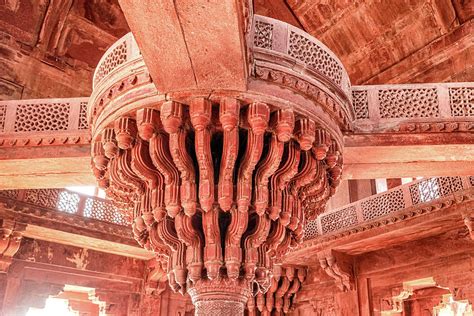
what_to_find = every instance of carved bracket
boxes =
[0,219,25,272]
[317,250,354,292]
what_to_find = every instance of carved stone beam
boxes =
[254,109,293,216]
[190,98,214,212]
[275,274,290,312]
[243,213,271,279]
[0,220,25,272]
[149,123,181,218]
[130,138,165,225]
[157,217,186,294]
[265,277,279,313]
[314,128,330,160]
[174,212,203,283]
[269,141,301,224]
[136,108,161,141]
[160,101,197,216]
[225,102,269,279]
[92,140,109,171]
[202,207,222,280]
[237,102,269,213]
[218,98,240,211]
[117,148,144,196]
[288,151,317,234]
[148,222,169,257]
[460,202,474,241]
[318,250,355,292]
[266,220,287,257]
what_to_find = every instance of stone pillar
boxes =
[188,279,251,316]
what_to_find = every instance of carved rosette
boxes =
[89,96,342,312]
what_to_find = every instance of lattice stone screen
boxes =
[303,176,473,240]
[254,20,273,49]
[252,15,351,96]
[449,87,474,117]
[352,90,369,119]
[288,31,343,86]
[351,83,474,122]
[0,189,130,226]
[321,205,358,234]
[378,88,439,118]
[84,197,128,226]
[0,98,90,138]
[14,103,71,132]
[0,105,6,132]
[78,102,89,130]
[361,189,405,221]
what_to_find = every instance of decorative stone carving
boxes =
[89,96,343,311]
[247,266,306,315]
[0,219,25,272]
[88,14,347,314]
[318,250,354,292]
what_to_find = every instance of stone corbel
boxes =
[145,257,168,296]
[462,215,473,240]
[0,219,25,272]
[317,249,354,292]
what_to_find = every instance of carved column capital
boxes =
[317,249,354,292]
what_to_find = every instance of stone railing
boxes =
[304,176,474,240]
[0,97,90,147]
[0,189,130,226]
[252,15,351,98]
[93,32,141,90]
[351,83,474,133]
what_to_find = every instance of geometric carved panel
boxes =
[14,103,70,132]
[378,88,439,118]
[94,40,128,84]
[449,87,474,117]
[253,20,273,49]
[410,176,464,205]
[288,31,343,86]
[0,104,6,132]
[361,189,405,220]
[84,197,129,226]
[352,90,369,119]
[320,205,357,234]
[78,101,89,130]
[303,217,319,240]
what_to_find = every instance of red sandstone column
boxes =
[188,280,251,316]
